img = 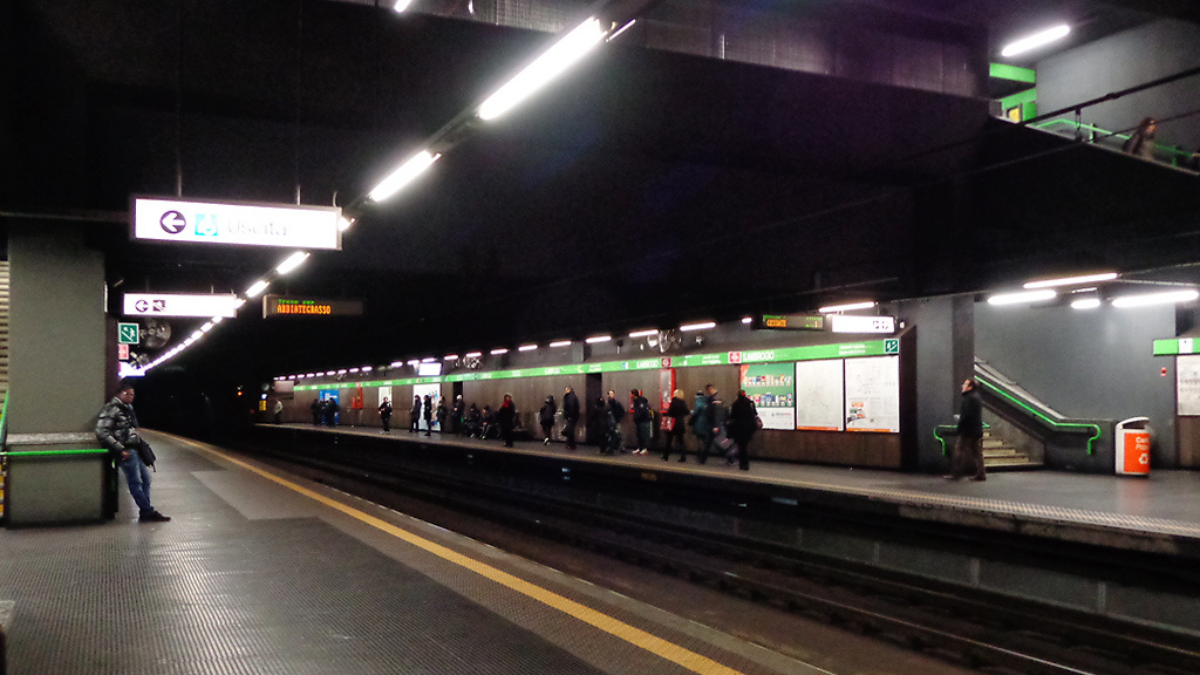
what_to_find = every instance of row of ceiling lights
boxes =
[273,302,883,381]
[987,272,1200,309]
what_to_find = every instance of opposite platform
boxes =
[0,430,853,675]
[260,422,1200,557]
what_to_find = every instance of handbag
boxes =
[136,441,157,471]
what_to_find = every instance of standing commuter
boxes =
[95,381,170,523]
[436,398,448,432]
[452,395,465,434]
[662,389,690,462]
[945,379,986,482]
[379,397,393,433]
[273,399,284,424]
[697,384,724,465]
[631,388,652,455]
[409,395,421,433]
[497,394,517,447]
[310,398,322,425]
[605,389,625,455]
[423,394,434,436]
[562,386,580,449]
[324,397,339,427]
[539,395,557,445]
[726,389,759,471]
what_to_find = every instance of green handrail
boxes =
[975,376,1102,454]
[0,390,8,450]
[0,448,108,458]
[1032,119,1195,166]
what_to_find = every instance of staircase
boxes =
[982,429,1041,471]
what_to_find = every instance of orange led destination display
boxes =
[752,314,825,330]
[263,294,364,318]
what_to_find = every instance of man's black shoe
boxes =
[140,511,171,523]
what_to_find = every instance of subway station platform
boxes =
[262,422,1200,559]
[0,431,845,675]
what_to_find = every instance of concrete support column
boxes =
[8,221,107,434]
[897,294,974,471]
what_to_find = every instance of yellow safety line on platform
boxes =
[178,438,748,675]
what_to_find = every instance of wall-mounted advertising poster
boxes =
[740,364,795,430]
[1177,355,1200,416]
[795,359,845,431]
[844,356,900,433]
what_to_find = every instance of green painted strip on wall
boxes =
[989,62,1036,83]
[293,340,893,391]
[0,448,108,457]
[998,87,1037,111]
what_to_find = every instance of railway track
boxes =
[239,440,1200,675]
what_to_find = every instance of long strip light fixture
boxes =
[1112,289,1199,308]
[1023,272,1117,289]
[477,17,608,121]
[1001,24,1070,58]
[818,301,876,313]
[987,290,1056,306]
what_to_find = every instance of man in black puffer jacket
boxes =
[95,381,171,522]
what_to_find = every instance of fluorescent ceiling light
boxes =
[368,151,441,202]
[607,19,636,43]
[275,251,310,275]
[336,369,347,374]
[1071,298,1101,310]
[1001,24,1070,58]
[490,348,509,355]
[987,290,1057,306]
[338,216,355,232]
[680,321,716,332]
[585,335,611,344]
[628,329,657,338]
[211,316,224,324]
[478,17,607,121]
[349,368,360,373]
[407,359,420,366]
[443,354,458,360]
[362,366,373,372]
[233,298,247,308]
[819,301,876,313]
[199,322,214,333]
[518,344,538,352]
[189,330,204,341]
[1112,289,1200,308]
[1024,272,1117,289]
[550,340,572,348]
[421,357,436,362]
[245,280,270,298]
[393,0,414,12]
[389,361,403,368]
[741,316,752,324]
[464,351,483,358]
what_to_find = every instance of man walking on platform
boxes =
[945,378,986,482]
[409,395,421,433]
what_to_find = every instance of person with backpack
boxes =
[630,388,653,455]
[697,384,726,465]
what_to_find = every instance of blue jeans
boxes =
[119,451,154,516]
